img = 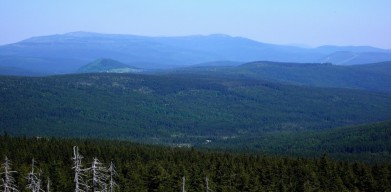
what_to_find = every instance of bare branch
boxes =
[0,156,19,192]
[25,159,43,192]
[107,162,118,192]
[73,146,89,192]
[90,158,107,192]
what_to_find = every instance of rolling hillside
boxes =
[172,61,391,92]
[1,73,391,145]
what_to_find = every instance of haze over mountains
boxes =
[1,31,391,163]
[1,31,391,75]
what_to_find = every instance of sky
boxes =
[1,0,390,48]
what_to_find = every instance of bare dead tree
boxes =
[182,176,186,192]
[107,162,118,192]
[26,159,43,192]
[46,177,50,192]
[89,158,107,192]
[73,146,88,192]
[205,177,214,192]
[0,156,19,192]
[205,177,209,192]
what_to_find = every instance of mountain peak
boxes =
[78,58,140,73]
[64,31,105,37]
[207,34,232,38]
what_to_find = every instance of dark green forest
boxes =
[1,73,391,162]
[206,121,391,163]
[1,73,391,141]
[171,61,391,92]
[1,135,391,192]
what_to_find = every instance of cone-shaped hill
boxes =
[78,58,141,73]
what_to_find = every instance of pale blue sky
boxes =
[1,0,390,48]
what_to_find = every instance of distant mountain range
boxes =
[1,31,391,75]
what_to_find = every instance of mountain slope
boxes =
[1,31,391,74]
[318,51,391,65]
[78,58,141,73]
[1,73,391,144]
[172,61,391,92]
[0,66,42,76]
[191,60,244,67]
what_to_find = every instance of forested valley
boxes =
[1,73,391,146]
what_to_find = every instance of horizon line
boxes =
[1,31,390,50]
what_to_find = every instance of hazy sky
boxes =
[1,0,390,48]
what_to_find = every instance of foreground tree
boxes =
[182,176,186,192]
[205,177,210,192]
[72,146,88,192]
[90,158,107,192]
[107,162,118,192]
[46,177,50,192]
[26,159,42,192]
[0,156,19,192]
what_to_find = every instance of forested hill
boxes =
[1,136,391,191]
[172,61,391,92]
[78,58,141,73]
[1,73,391,144]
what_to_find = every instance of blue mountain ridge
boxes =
[0,31,390,74]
